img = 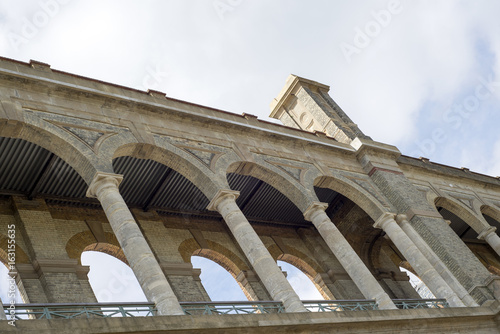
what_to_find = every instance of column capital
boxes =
[373,212,396,229]
[395,214,408,225]
[86,172,124,198]
[303,202,329,221]
[478,226,497,240]
[207,189,240,211]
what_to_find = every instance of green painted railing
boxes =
[2,298,449,320]
[5,302,157,320]
[181,301,285,315]
[302,300,378,311]
[392,299,449,309]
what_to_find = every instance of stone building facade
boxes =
[1,57,500,332]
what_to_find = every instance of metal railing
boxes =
[5,302,157,320]
[392,299,449,309]
[3,298,449,320]
[303,300,378,311]
[181,301,285,315]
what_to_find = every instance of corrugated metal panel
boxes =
[0,137,51,192]
[39,157,88,198]
[243,181,306,224]
[0,137,325,226]
[314,186,339,204]
[113,156,210,211]
[152,171,209,211]
[228,173,307,224]
[113,156,169,206]
[45,198,101,208]
[227,172,260,206]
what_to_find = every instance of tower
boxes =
[270,75,371,144]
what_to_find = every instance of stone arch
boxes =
[433,195,487,234]
[178,238,257,301]
[113,143,224,200]
[226,160,317,212]
[0,117,104,184]
[179,238,250,275]
[66,231,126,265]
[313,175,387,222]
[267,244,334,300]
[481,205,500,227]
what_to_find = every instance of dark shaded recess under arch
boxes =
[0,137,344,225]
[438,206,500,240]
[0,137,89,203]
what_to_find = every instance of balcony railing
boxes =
[302,300,378,311]
[2,299,449,320]
[392,299,449,309]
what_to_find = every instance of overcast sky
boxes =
[1,0,500,306]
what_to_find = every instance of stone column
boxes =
[207,190,306,313]
[374,213,465,307]
[478,226,500,257]
[397,215,478,307]
[303,202,396,310]
[87,172,183,316]
[0,298,6,320]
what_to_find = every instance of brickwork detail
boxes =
[0,59,500,318]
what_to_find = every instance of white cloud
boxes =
[1,0,500,303]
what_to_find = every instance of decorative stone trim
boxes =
[86,172,123,198]
[16,259,90,280]
[206,189,240,211]
[303,202,328,222]
[478,226,497,240]
[404,208,443,221]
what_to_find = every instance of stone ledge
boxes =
[1,306,499,333]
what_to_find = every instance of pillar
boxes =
[478,226,500,257]
[86,172,183,316]
[374,213,464,307]
[297,228,364,299]
[236,270,273,301]
[207,189,306,313]
[13,197,96,304]
[397,214,478,307]
[303,202,396,310]
[0,298,6,320]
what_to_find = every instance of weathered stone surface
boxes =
[0,58,500,331]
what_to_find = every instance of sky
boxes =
[1,0,500,307]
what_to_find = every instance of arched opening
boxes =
[111,155,211,216]
[277,260,324,300]
[481,206,500,233]
[177,237,257,302]
[399,266,435,299]
[191,256,247,301]
[314,176,422,300]
[81,251,146,303]
[434,198,481,240]
[225,163,336,301]
[435,199,500,274]
[0,261,23,304]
